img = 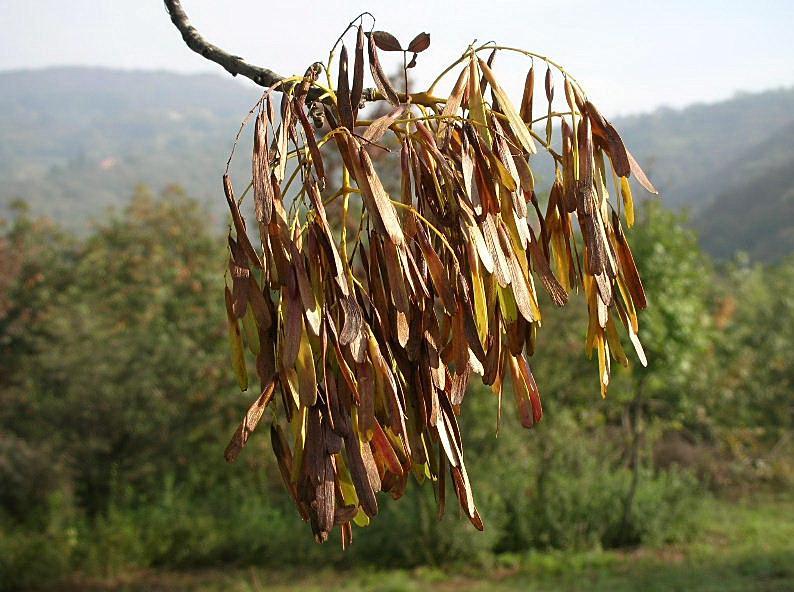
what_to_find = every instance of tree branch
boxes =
[163,1,434,107]
[164,0,285,88]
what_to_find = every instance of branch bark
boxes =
[164,0,285,88]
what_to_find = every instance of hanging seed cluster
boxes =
[222,24,657,545]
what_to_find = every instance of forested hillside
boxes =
[0,67,258,225]
[618,87,794,210]
[694,121,794,260]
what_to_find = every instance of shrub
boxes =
[492,410,704,551]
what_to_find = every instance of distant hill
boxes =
[0,67,259,226]
[1,67,793,260]
[694,121,794,261]
[617,87,794,212]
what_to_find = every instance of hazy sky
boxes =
[2,0,792,116]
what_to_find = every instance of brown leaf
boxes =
[502,234,535,323]
[407,32,430,53]
[381,239,409,313]
[416,227,456,314]
[226,286,248,391]
[246,275,272,330]
[450,464,478,524]
[344,431,378,517]
[478,58,536,155]
[437,65,469,139]
[371,420,403,476]
[326,317,360,405]
[371,30,402,51]
[627,148,658,194]
[362,104,406,143]
[527,226,568,306]
[295,325,317,406]
[281,285,302,368]
[224,378,277,463]
[450,362,471,406]
[351,25,365,114]
[520,65,535,124]
[482,323,502,387]
[305,178,346,284]
[358,146,405,246]
[357,360,376,440]
[334,504,359,526]
[368,33,400,104]
[337,44,355,130]
[585,100,630,178]
[483,214,511,288]
[612,212,647,309]
[293,99,325,184]
[223,175,262,269]
[339,294,363,346]
[518,355,542,425]
[360,434,382,494]
[507,353,542,428]
[545,65,554,101]
[270,423,307,519]
[252,109,274,224]
[229,254,250,319]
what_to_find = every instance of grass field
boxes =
[58,495,794,592]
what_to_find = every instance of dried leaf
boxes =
[218,35,657,542]
[351,25,365,113]
[225,379,277,462]
[358,146,405,245]
[478,58,536,154]
[362,104,406,143]
[438,65,469,139]
[371,30,402,51]
[627,148,658,194]
[226,286,248,391]
[520,65,534,124]
[407,32,430,53]
[223,175,262,268]
[252,109,274,224]
[295,325,317,406]
[368,33,401,104]
[337,45,355,130]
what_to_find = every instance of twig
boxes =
[164,0,284,88]
[163,0,377,103]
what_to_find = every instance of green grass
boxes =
[56,495,794,592]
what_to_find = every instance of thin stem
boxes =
[403,51,409,97]
[237,179,254,206]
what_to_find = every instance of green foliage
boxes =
[6,496,789,592]
[1,191,793,590]
[514,416,701,550]
[1,186,237,517]
[714,256,794,434]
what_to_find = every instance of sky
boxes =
[1,0,792,116]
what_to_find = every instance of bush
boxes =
[484,410,704,552]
